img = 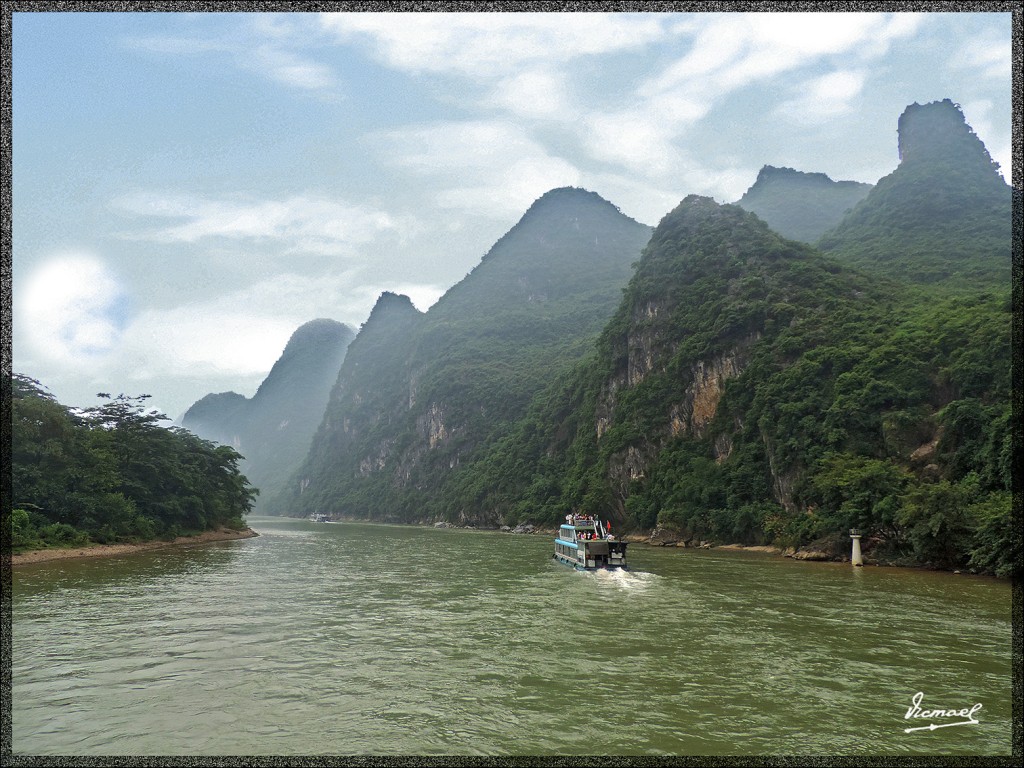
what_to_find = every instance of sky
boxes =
[9,9,1014,421]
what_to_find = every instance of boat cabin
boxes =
[553,513,628,570]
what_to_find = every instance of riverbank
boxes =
[10,526,259,566]
[274,515,1004,577]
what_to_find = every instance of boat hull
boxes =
[552,552,628,571]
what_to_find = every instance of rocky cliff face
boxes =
[183,318,355,509]
[481,193,891,531]
[671,335,760,439]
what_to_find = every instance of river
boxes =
[10,516,1013,756]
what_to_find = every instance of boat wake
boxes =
[590,567,658,591]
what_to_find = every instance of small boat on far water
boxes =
[309,513,330,523]
[553,514,628,570]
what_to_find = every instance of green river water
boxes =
[10,516,1014,756]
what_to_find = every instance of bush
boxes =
[896,476,978,568]
[968,492,1019,578]
[11,508,41,550]
[37,522,89,548]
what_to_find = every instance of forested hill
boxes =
[273,187,653,521]
[734,165,872,243]
[182,318,355,509]
[11,375,257,551]
[268,291,424,514]
[441,195,1014,576]
[817,99,1011,287]
[267,102,1014,577]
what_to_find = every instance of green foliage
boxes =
[967,492,1019,579]
[441,195,1012,576]
[275,188,652,523]
[273,173,1012,579]
[10,374,257,551]
[805,455,911,538]
[896,475,979,568]
[11,508,41,550]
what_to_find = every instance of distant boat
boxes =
[553,514,628,570]
[309,513,330,523]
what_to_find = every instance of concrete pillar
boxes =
[850,529,863,566]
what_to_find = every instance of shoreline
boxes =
[260,516,1006,578]
[10,526,259,566]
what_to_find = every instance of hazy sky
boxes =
[10,9,1013,420]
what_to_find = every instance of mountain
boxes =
[267,103,1013,576]
[182,318,355,508]
[450,194,1012,573]
[274,187,653,521]
[734,165,872,243]
[817,99,1011,286]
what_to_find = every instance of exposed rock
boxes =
[790,549,831,561]
[670,334,759,438]
[419,402,450,449]
[649,526,682,546]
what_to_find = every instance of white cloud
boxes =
[127,16,339,96]
[17,255,128,365]
[113,192,410,255]
[118,273,444,419]
[582,94,708,176]
[571,13,920,178]
[114,271,443,380]
[776,69,867,123]
[319,12,669,79]
[108,272,370,399]
[949,26,1011,81]
[373,121,581,218]
[248,45,337,91]
[643,13,919,101]
[487,68,573,120]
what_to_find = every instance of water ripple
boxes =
[12,517,1012,756]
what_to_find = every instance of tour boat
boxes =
[309,513,330,523]
[553,514,628,570]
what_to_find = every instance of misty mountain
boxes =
[264,100,1012,576]
[734,165,873,244]
[183,318,355,508]
[273,187,653,521]
[817,99,1011,286]
[451,193,1010,572]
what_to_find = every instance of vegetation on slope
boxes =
[278,188,653,522]
[817,99,1011,288]
[735,165,872,244]
[449,196,1015,577]
[273,103,1015,577]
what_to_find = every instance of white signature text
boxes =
[904,692,982,733]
